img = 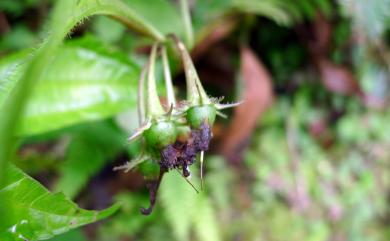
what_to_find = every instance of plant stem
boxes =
[169,34,210,106]
[180,0,194,48]
[162,46,176,108]
[146,43,165,118]
[137,61,149,125]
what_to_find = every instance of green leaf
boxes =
[55,120,127,198]
[231,0,292,25]
[0,0,40,16]
[192,194,221,241]
[160,169,221,241]
[123,0,184,37]
[8,36,139,136]
[92,16,127,44]
[46,229,87,241]
[0,0,166,188]
[0,50,30,108]
[160,171,196,241]
[0,25,37,51]
[0,165,119,241]
[49,0,166,42]
[98,193,156,239]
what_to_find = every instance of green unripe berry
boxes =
[186,105,216,129]
[139,161,160,179]
[143,121,177,149]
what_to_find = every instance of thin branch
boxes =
[161,46,177,108]
[179,0,194,48]
[137,61,149,125]
[168,34,210,105]
[146,43,165,117]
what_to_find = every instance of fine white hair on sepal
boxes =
[215,100,244,110]
[113,155,148,173]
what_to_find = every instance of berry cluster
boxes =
[114,36,240,215]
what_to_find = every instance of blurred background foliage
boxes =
[1,0,390,240]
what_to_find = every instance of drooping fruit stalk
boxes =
[168,34,241,189]
[118,33,241,214]
[162,46,176,108]
[138,43,178,215]
[168,34,210,106]
[116,43,178,215]
[137,60,149,126]
[140,164,166,215]
[142,43,177,152]
[145,43,165,118]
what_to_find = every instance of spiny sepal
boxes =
[113,155,149,173]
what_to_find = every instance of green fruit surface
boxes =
[143,121,177,149]
[139,161,160,179]
[186,105,216,128]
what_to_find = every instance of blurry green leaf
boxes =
[205,156,233,211]
[231,0,292,25]
[315,0,332,16]
[123,0,184,38]
[0,25,37,51]
[337,114,370,143]
[0,165,119,240]
[0,0,167,187]
[0,50,30,107]
[296,0,316,19]
[5,36,140,136]
[142,222,174,241]
[192,0,230,25]
[192,194,221,241]
[160,172,196,241]
[230,0,333,25]
[0,0,40,16]
[92,16,127,44]
[99,193,156,239]
[160,169,221,241]
[46,229,87,241]
[55,120,126,198]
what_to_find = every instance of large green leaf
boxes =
[0,36,140,136]
[0,0,165,188]
[0,165,119,241]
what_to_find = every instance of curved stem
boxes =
[168,34,210,106]
[137,61,149,125]
[179,0,194,48]
[146,43,165,118]
[162,46,176,108]
[141,167,167,215]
